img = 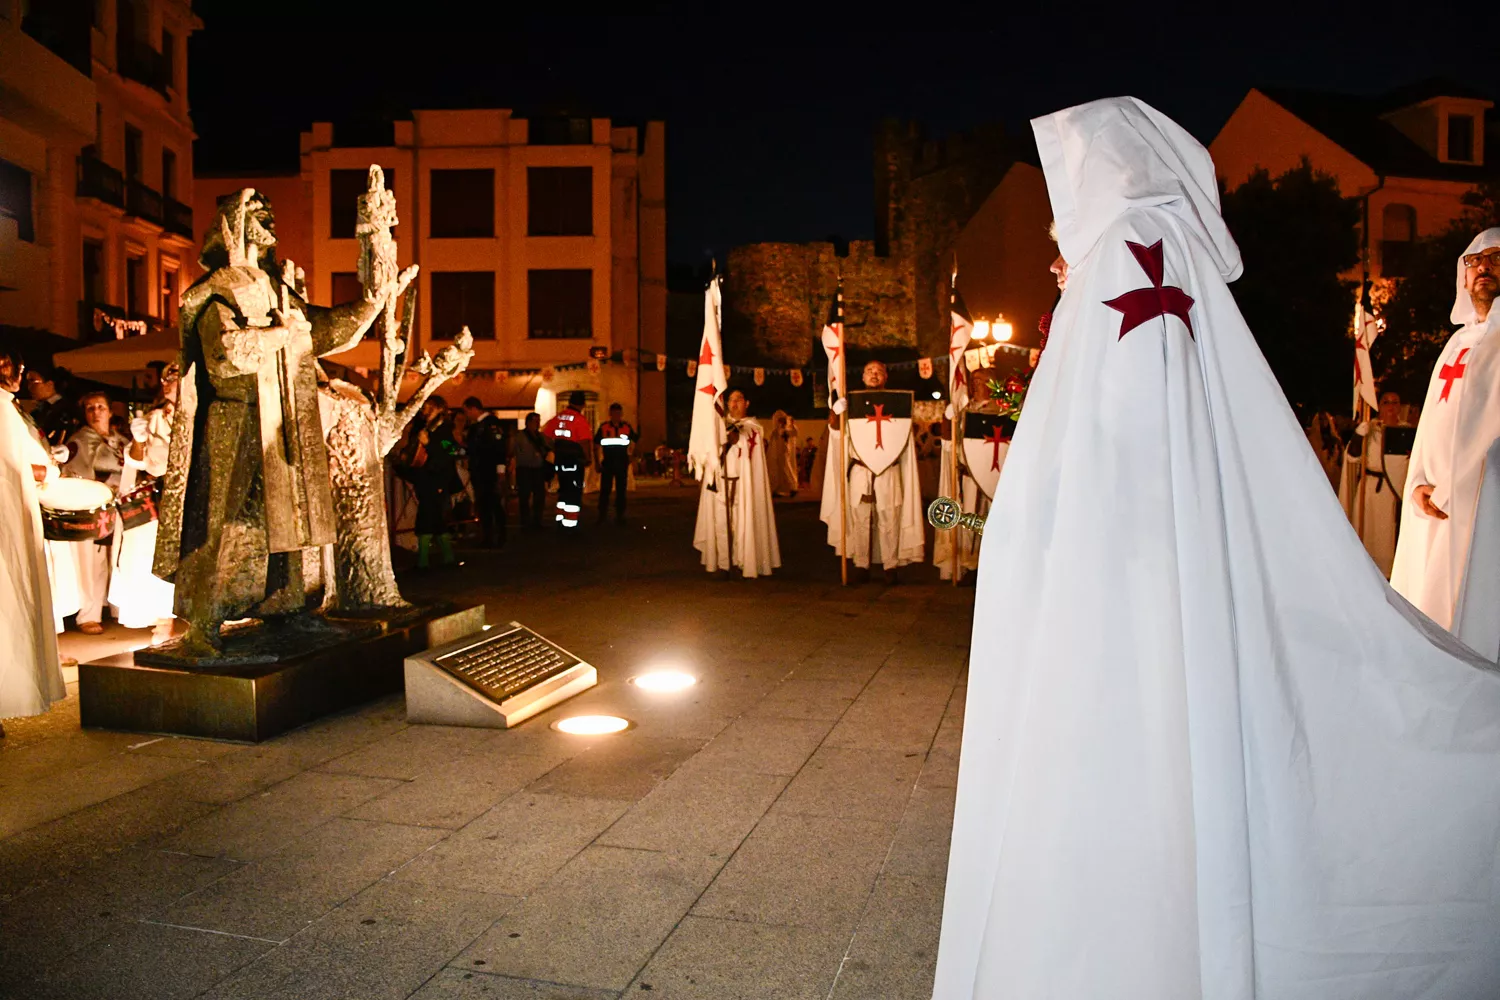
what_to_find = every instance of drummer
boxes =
[62,391,126,635]
[109,369,176,643]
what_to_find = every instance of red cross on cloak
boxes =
[1103,240,1195,341]
[982,425,1006,470]
[866,404,892,449]
[697,339,717,396]
[746,429,758,459]
[1439,348,1470,402]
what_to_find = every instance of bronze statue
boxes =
[154,188,414,655]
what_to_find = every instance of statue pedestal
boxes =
[78,605,485,743]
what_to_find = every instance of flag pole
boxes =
[1352,298,1370,538]
[836,274,849,586]
[949,258,962,587]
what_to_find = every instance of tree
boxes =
[1220,160,1361,414]
[1374,180,1500,405]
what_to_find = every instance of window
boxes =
[82,239,104,302]
[161,29,175,90]
[431,271,495,341]
[161,147,176,200]
[527,167,592,236]
[329,167,395,239]
[160,261,179,325]
[331,272,363,306]
[126,254,146,317]
[429,169,494,239]
[528,269,592,339]
[0,158,35,243]
[124,124,143,181]
[1448,114,1476,163]
[1381,203,1417,278]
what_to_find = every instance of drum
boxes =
[37,478,115,542]
[116,480,161,531]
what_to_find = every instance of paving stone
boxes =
[883,782,957,880]
[748,677,866,721]
[524,735,702,801]
[457,846,722,991]
[318,724,500,781]
[772,746,923,822]
[159,817,447,941]
[198,879,513,1000]
[0,729,146,788]
[627,915,848,1000]
[165,770,403,861]
[396,793,630,897]
[681,716,833,777]
[597,767,788,858]
[693,811,895,931]
[829,875,945,1000]
[344,751,565,830]
[19,919,274,1000]
[410,969,620,999]
[0,751,202,839]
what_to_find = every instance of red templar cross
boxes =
[1439,348,1470,402]
[1103,240,1195,341]
[983,425,1006,470]
[866,404,892,449]
[698,340,717,396]
[746,429,758,459]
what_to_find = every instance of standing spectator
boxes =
[63,391,126,634]
[397,396,460,570]
[511,412,549,530]
[23,366,78,447]
[463,396,508,548]
[541,391,591,530]
[593,402,635,523]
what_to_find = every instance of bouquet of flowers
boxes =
[986,312,1051,422]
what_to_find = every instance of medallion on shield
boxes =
[960,410,1015,500]
[846,390,914,476]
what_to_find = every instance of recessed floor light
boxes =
[630,671,697,693]
[552,715,631,735]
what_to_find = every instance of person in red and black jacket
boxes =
[593,402,635,524]
[541,391,591,529]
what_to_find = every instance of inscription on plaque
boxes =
[433,624,578,703]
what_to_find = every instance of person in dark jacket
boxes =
[398,395,460,569]
[463,396,508,547]
[511,411,549,529]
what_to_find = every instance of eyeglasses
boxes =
[1463,248,1500,268]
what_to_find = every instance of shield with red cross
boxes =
[846,390,913,476]
[960,410,1015,500]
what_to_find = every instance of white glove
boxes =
[130,417,150,442]
[944,403,954,420]
[832,398,847,415]
[50,445,69,464]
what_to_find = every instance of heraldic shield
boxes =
[960,410,1016,500]
[846,389,914,477]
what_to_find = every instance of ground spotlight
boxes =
[552,715,631,735]
[630,670,697,692]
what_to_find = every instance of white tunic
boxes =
[1338,419,1409,577]
[1,391,66,719]
[108,407,175,629]
[693,417,781,577]
[818,425,924,569]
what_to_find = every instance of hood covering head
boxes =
[1032,97,1242,281]
[1452,227,1500,326]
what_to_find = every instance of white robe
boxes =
[108,408,175,629]
[1,391,66,719]
[818,424,924,569]
[1391,277,1500,660]
[1338,419,1409,578]
[935,97,1500,1000]
[932,439,989,581]
[693,417,780,577]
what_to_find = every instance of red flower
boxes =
[1004,375,1025,394]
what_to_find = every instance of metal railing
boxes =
[126,180,164,225]
[164,197,193,239]
[117,37,169,96]
[77,154,125,209]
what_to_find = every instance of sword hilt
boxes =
[927,496,985,537]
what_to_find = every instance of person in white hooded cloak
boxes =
[1390,228,1500,661]
[933,96,1500,1000]
[693,389,780,578]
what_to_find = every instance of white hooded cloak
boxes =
[693,416,780,577]
[818,424,924,569]
[1,390,66,719]
[1390,227,1500,660]
[933,97,1500,1000]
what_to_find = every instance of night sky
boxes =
[190,4,1494,267]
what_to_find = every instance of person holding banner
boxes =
[693,389,780,578]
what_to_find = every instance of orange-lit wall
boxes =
[951,164,1057,347]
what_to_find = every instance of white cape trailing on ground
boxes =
[1391,228,1500,661]
[933,96,1500,1000]
[694,416,780,577]
[1,390,65,719]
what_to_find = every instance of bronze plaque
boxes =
[434,624,579,703]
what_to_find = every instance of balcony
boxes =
[77,153,125,209]
[79,301,160,341]
[125,179,164,226]
[20,10,92,78]
[117,37,169,97]
[164,197,193,239]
